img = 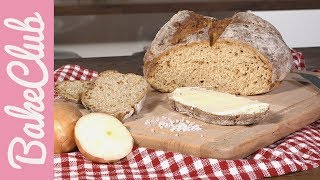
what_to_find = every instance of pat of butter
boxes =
[170,87,269,116]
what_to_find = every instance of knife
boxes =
[291,69,320,90]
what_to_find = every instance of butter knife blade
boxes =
[292,71,320,90]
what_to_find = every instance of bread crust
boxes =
[220,12,292,82]
[143,10,292,94]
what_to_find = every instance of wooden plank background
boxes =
[54,0,320,16]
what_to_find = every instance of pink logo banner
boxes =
[0,0,53,179]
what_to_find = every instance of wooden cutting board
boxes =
[124,73,320,159]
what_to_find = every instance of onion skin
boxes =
[54,101,82,154]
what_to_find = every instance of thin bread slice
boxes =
[81,71,149,121]
[55,80,92,103]
[168,87,269,125]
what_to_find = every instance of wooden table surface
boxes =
[54,0,320,16]
[54,47,320,179]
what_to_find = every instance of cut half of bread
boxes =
[168,87,270,125]
[143,10,292,95]
[81,71,149,121]
[55,80,92,103]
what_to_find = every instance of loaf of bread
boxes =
[81,71,149,121]
[168,87,270,125]
[55,80,92,103]
[143,10,292,95]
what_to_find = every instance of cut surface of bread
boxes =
[75,113,133,163]
[144,10,292,95]
[148,41,273,95]
[168,87,269,125]
[55,80,92,102]
[81,71,148,121]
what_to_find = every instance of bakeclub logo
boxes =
[0,1,53,178]
[0,0,54,179]
[3,12,47,169]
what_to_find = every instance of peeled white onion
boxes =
[75,113,134,163]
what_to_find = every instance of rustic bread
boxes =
[168,87,270,125]
[55,80,92,103]
[81,71,148,121]
[143,10,292,95]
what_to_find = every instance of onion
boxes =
[54,101,82,154]
[75,113,134,163]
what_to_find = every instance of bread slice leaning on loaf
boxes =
[55,80,92,103]
[81,71,149,121]
[168,87,270,125]
[144,10,292,95]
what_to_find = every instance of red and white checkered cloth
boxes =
[54,50,320,179]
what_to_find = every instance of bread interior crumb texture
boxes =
[82,71,148,117]
[55,80,92,102]
[148,41,272,95]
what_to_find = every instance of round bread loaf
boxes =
[143,10,292,95]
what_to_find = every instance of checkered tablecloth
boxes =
[54,49,320,179]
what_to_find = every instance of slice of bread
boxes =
[168,87,269,125]
[143,10,292,95]
[81,70,149,121]
[55,80,92,103]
